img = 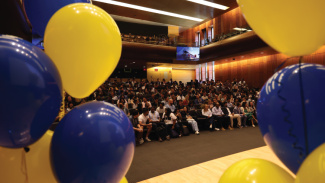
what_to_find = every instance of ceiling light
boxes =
[93,0,203,22]
[233,27,247,31]
[187,0,229,10]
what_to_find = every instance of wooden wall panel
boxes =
[179,7,249,45]
[213,48,325,88]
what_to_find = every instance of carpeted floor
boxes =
[125,127,265,183]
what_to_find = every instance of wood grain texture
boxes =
[213,46,325,88]
[139,146,295,183]
[179,7,248,45]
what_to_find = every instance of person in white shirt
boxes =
[202,104,219,131]
[177,94,185,101]
[138,108,152,142]
[142,97,152,109]
[201,92,209,101]
[162,108,182,137]
[212,102,232,130]
[156,103,166,114]
[149,106,168,142]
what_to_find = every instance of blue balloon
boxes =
[0,35,62,148]
[257,63,325,174]
[24,0,92,37]
[51,101,135,183]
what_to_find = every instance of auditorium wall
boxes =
[179,7,248,45]
[214,46,325,88]
[147,66,173,82]
[147,65,195,83]
[172,69,195,83]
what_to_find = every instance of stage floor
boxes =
[139,146,295,183]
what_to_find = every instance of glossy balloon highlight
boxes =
[51,101,135,183]
[0,35,62,148]
[257,64,325,173]
[44,3,122,99]
[237,0,325,57]
[24,0,91,37]
[296,143,325,183]
[219,158,294,183]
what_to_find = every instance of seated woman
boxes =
[181,107,200,135]
[245,102,258,127]
[202,104,219,131]
[162,108,182,137]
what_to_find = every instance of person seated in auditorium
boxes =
[202,104,219,131]
[162,96,170,105]
[223,103,241,129]
[207,99,214,109]
[245,102,258,127]
[211,102,229,131]
[182,95,189,106]
[152,98,160,108]
[181,107,199,135]
[240,97,247,106]
[165,99,176,113]
[118,102,129,117]
[162,108,182,138]
[149,106,168,142]
[233,103,246,128]
[138,108,152,142]
[226,98,234,108]
[156,103,165,115]
[176,93,185,101]
[130,110,144,145]
[66,102,74,112]
[110,91,118,101]
[117,98,128,109]
[141,97,152,109]
[188,102,195,111]
[177,100,185,110]
[201,92,209,101]
[194,94,203,105]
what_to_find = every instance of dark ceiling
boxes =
[93,0,239,28]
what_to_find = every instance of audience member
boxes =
[202,104,219,131]
[60,78,259,145]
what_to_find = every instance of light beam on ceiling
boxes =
[93,0,204,22]
[187,0,229,10]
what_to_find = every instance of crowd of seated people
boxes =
[63,78,259,145]
[121,33,170,46]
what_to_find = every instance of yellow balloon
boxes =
[44,3,122,99]
[120,177,128,183]
[296,143,325,183]
[26,130,57,183]
[219,158,294,183]
[0,131,56,183]
[237,0,325,57]
[0,147,27,183]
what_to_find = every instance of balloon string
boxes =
[298,56,309,155]
[274,57,290,73]
[277,78,305,164]
[21,149,29,183]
